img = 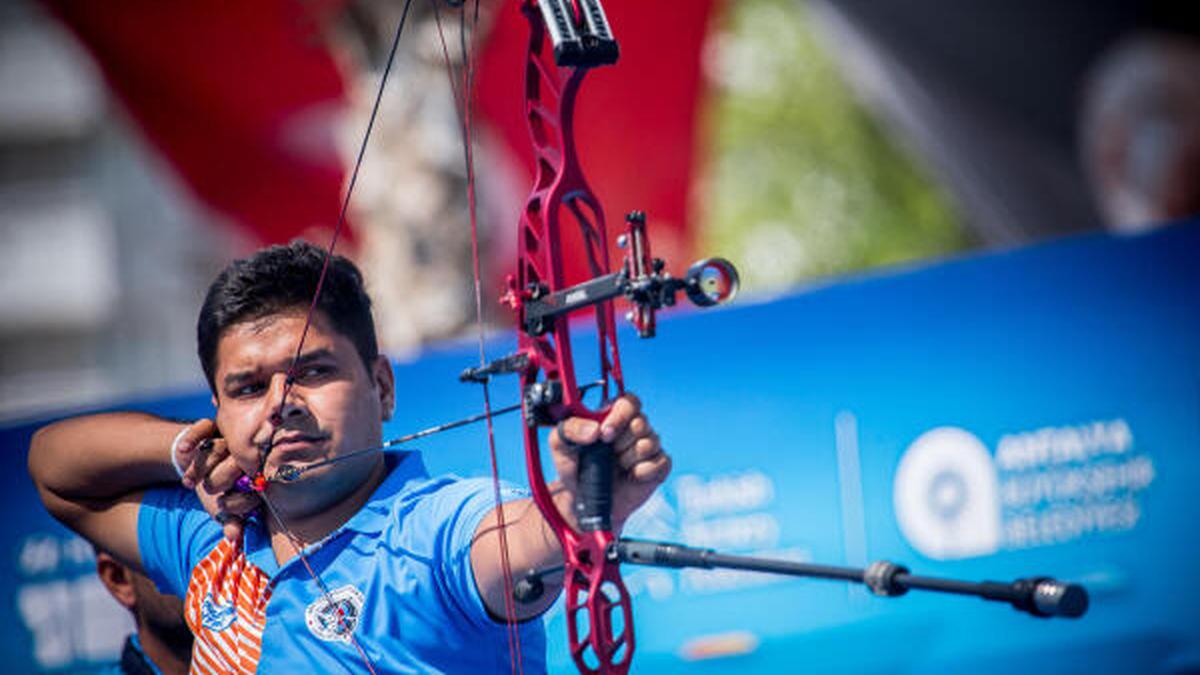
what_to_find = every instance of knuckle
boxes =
[569,418,599,442]
[554,421,576,447]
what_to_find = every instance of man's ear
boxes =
[95,552,136,610]
[372,355,395,421]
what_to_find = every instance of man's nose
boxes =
[265,372,307,427]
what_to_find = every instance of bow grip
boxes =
[560,420,615,532]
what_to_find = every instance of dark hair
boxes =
[197,240,379,393]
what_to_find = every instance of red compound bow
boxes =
[459,3,738,672]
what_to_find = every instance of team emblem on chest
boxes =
[305,584,365,643]
[199,592,237,632]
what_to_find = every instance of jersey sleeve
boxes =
[137,486,223,597]
[428,478,547,643]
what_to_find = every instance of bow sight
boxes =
[460,210,740,413]
[509,211,740,339]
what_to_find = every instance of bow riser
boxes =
[512,4,634,673]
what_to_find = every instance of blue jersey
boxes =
[137,451,546,673]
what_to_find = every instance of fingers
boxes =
[611,413,651,458]
[613,417,660,469]
[216,491,259,517]
[612,414,670,486]
[628,447,671,484]
[182,437,217,489]
[221,518,244,542]
[183,437,224,490]
[550,394,666,484]
[554,417,601,448]
[175,419,217,488]
[551,393,643,447]
[213,510,246,542]
[212,484,260,542]
[205,447,246,494]
[549,423,583,491]
[183,438,248,495]
[598,393,641,443]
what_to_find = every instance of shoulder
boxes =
[362,466,527,566]
[387,475,507,539]
[137,485,222,595]
[138,484,218,544]
[406,471,528,519]
[348,453,528,562]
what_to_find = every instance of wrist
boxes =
[168,423,193,480]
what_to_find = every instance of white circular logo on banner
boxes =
[893,427,1001,560]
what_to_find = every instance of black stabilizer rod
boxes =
[612,539,1088,619]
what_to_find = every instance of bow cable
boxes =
[431,2,527,673]
[251,2,418,673]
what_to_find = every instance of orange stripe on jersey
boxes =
[185,538,271,674]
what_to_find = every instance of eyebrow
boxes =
[221,348,338,389]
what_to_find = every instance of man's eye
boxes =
[298,365,333,381]
[232,382,265,398]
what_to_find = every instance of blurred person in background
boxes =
[94,551,191,675]
[1081,31,1200,233]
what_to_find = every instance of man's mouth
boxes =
[269,433,330,460]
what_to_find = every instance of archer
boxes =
[28,240,670,673]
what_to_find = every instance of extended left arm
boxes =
[470,394,670,619]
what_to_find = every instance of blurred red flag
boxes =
[44,0,350,247]
[476,0,721,277]
[44,0,721,272]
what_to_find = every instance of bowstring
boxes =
[253,2,417,673]
[431,1,526,673]
[259,491,379,675]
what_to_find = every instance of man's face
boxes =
[211,308,393,513]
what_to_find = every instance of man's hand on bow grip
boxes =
[176,420,260,541]
[550,393,671,531]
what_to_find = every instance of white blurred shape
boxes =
[894,426,1001,560]
[16,575,131,669]
[0,15,103,138]
[0,192,119,331]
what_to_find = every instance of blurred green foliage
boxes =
[699,0,971,292]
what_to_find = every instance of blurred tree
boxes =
[699,0,970,292]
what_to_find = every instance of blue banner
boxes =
[3,222,1197,673]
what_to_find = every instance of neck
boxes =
[267,458,387,566]
[134,626,191,675]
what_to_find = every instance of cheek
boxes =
[214,401,256,449]
[214,404,236,437]
[337,386,383,437]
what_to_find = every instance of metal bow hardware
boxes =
[458,3,738,672]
